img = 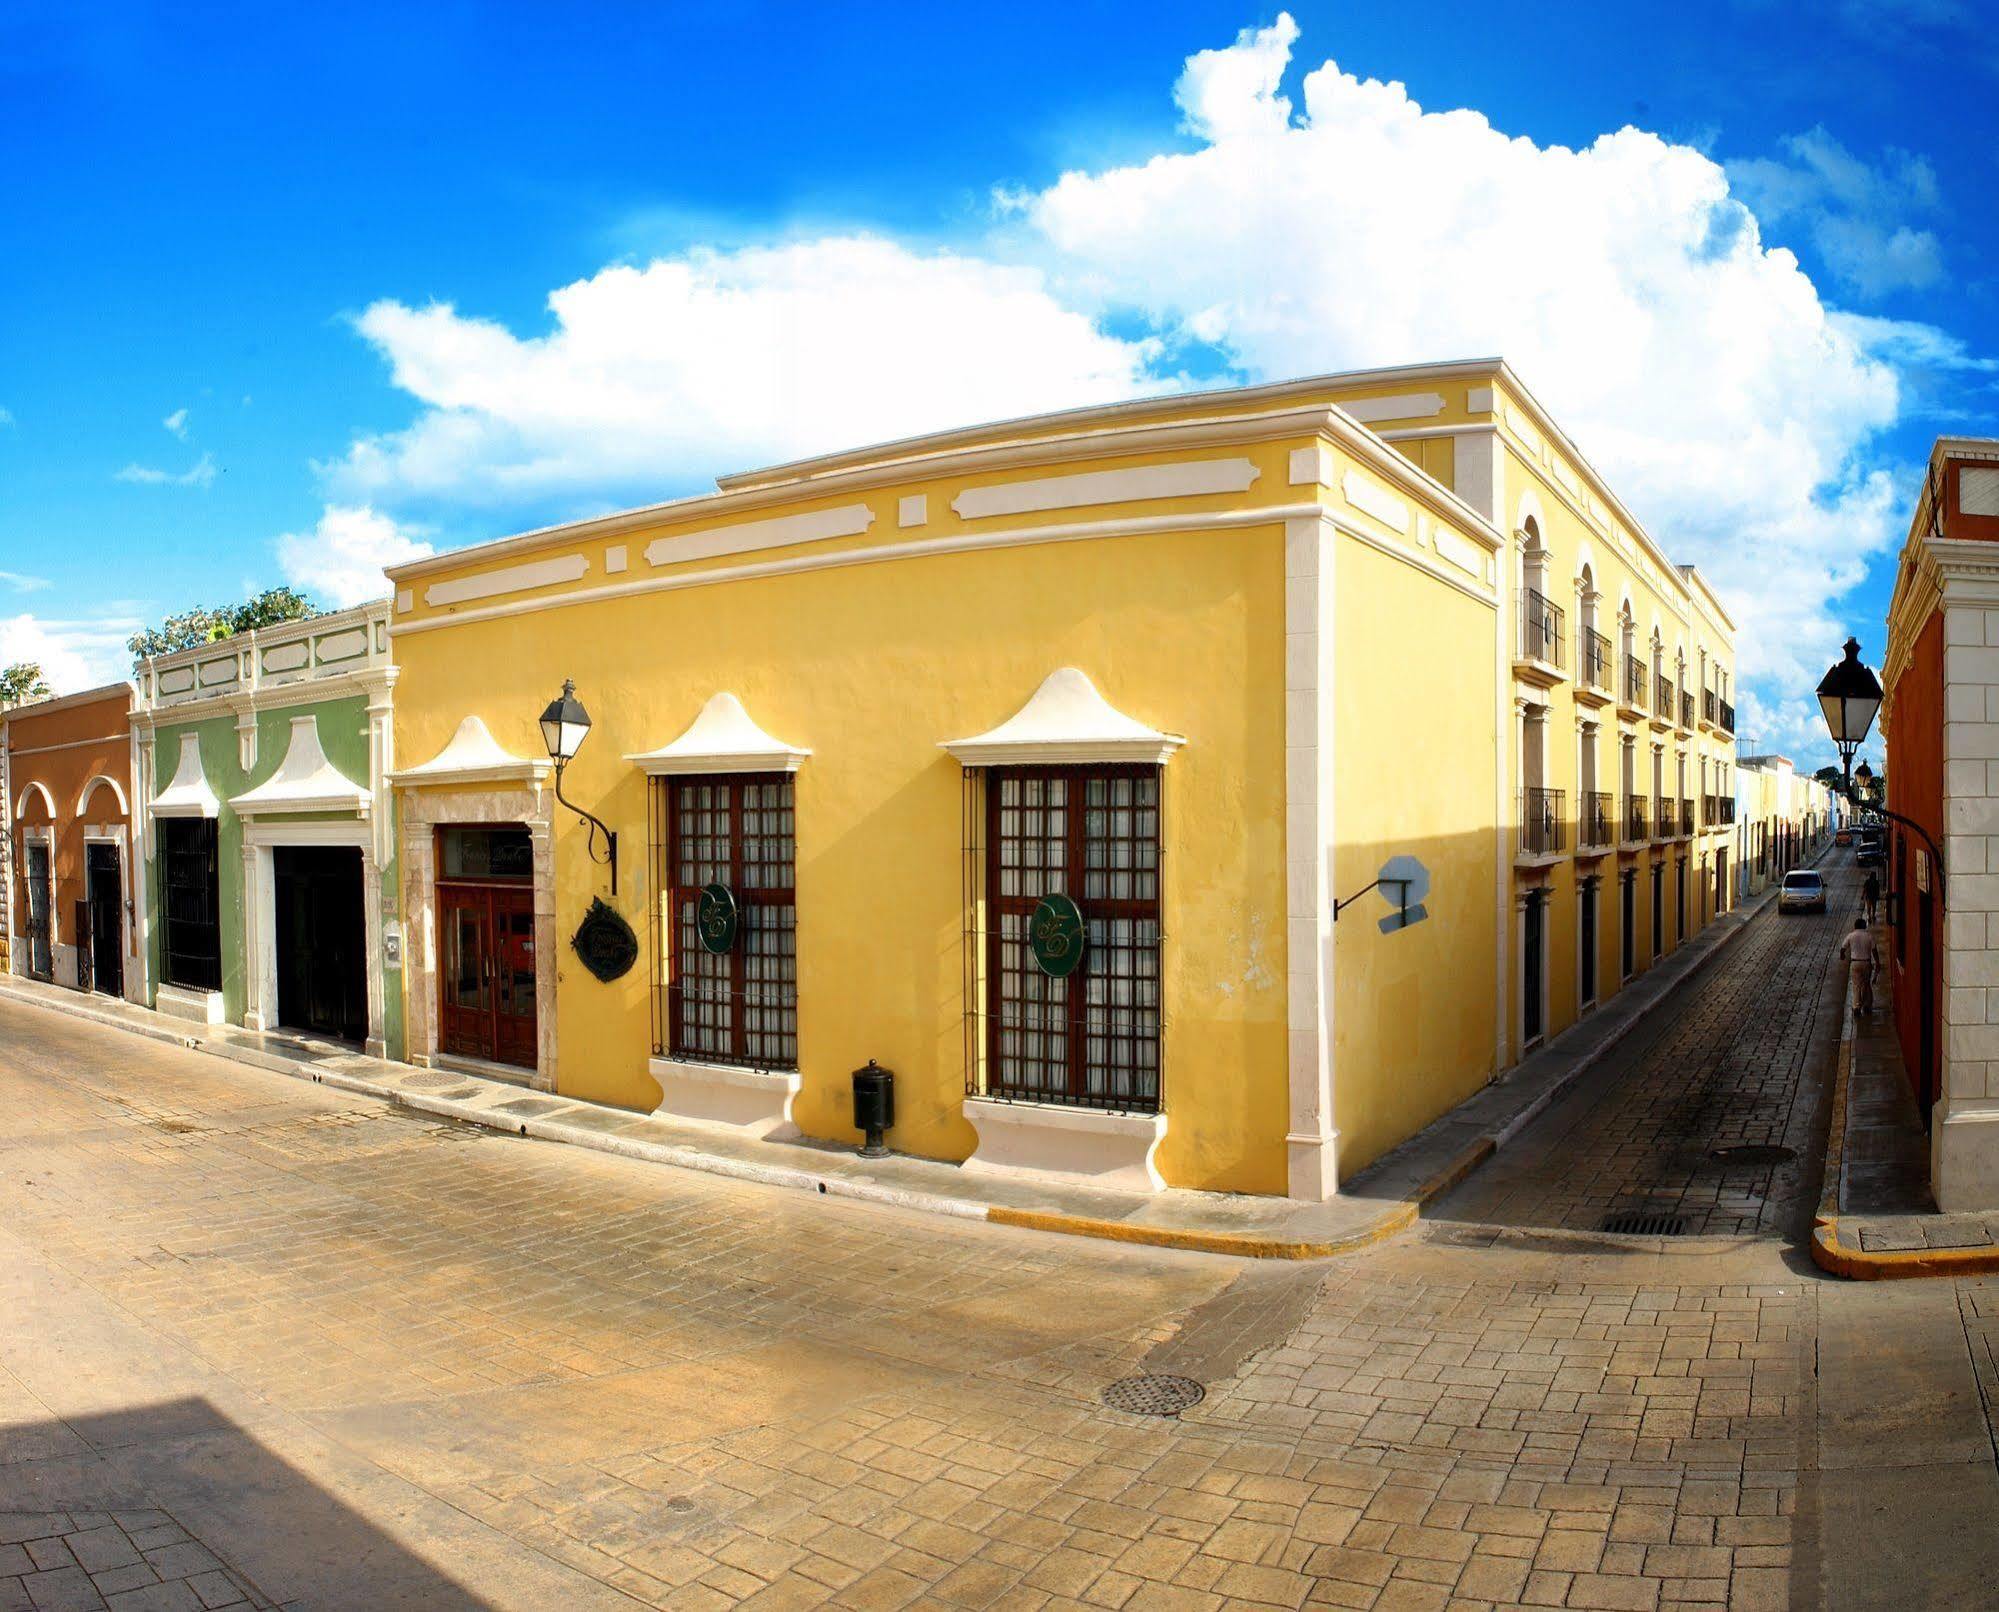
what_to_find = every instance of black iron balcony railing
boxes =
[1719,797,1736,825]
[1681,692,1695,729]
[1682,798,1695,836]
[1625,656,1648,708]
[1719,699,1735,733]
[1703,688,1717,725]
[1626,797,1649,843]
[1520,588,1566,668]
[1582,629,1613,692]
[1580,790,1614,849]
[1657,798,1677,838]
[1520,787,1565,855]
[1656,673,1676,721]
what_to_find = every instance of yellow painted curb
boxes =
[1812,1216,1999,1280]
[982,1137,1494,1260]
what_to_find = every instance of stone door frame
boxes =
[398,784,555,1090]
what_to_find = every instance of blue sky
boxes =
[2,1,1994,767]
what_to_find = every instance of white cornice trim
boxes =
[151,732,220,819]
[626,693,811,776]
[133,665,396,731]
[426,553,589,609]
[75,773,129,819]
[388,714,550,789]
[952,457,1259,520]
[12,779,56,822]
[391,502,1330,639]
[0,681,133,726]
[643,503,874,570]
[942,667,1184,767]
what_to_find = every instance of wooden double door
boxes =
[438,882,537,1069]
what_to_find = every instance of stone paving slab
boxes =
[0,856,1788,1265]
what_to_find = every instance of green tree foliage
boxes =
[127,586,317,660]
[0,662,50,708]
[1814,766,1843,790]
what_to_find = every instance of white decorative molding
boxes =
[1432,526,1486,580]
[1289,445,1336,487]
[1341,471,1410,535]
[1964,467,1999,519]
[627,692,810,776]
[151,733,220,819]
[396,590,414,614]
[942,668,1184,768]
[605,544,628,574]
[12,780,56,822]
[951,458,1260,520]
[389,715,550,790]
[74,774,128,819]
[645,503,875,569]
[263,642,309,674]
[426,553,589,608]
[898,495,928,528]
[961,1096,1167,1193]
[648,1057,801,1139]
[1466,386,1496,413]
[231,714,371,817]
[315,628,369,664]
[1285,510,1338,1202]
[240,816,385,1056]
[1339,392,1446,424]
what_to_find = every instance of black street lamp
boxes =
[539,679,619,894]
[1816,637,1883,789]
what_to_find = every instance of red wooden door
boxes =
[436,884,538,1071]
[491,887,538,1069]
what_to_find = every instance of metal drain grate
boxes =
[1709,1144,1794,1168]
[1101,1375,1205,1417]
[1600,1209,1688,1236]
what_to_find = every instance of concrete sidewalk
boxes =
[0,877,1776,1260]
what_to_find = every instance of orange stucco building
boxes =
[3,683,140,998]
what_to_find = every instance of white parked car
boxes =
[1779,871,1826,914]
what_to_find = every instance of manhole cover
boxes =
[1600,1210,1688,1237]
[1101,1375,1205,1417]
[1709,1144,1794,1168]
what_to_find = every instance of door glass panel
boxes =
[447,905,489,1010]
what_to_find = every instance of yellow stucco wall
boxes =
[1330,532,1500,1173]
[392,515,1297,1194]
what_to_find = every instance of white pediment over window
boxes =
[942,668,1184,767]
[232,714,371,817]
[151,732,221,819]
[627,692,810,776]
[388,715,551,789]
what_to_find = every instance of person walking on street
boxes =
[1862,870,1880,924]
[1840,917,1879,1016]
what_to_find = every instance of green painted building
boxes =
[135,602,402,1058]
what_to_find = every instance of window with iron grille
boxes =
[160,817,221,991]
[985,765,1162,1113]
[652,775,797,1069]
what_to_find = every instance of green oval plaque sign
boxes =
[1029,893,1088,978]
[697,883,739,954]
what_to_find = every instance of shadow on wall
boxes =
[0,1396,492,1609]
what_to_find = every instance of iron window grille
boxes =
[1580,790,1614,849]
[1626,797,1650,844]
[1656,674,1675,721]
[1519,589,1566,667]
[1582,630,1613,691]
[1624,656,1648,708]
[649,774,798,1070]
[1520,788,1565,855]
[159,817,221,992]
[961,764,1163,1115]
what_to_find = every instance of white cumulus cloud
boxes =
[329,236,1162,508]
[274,504,434,608]
[0,613,140,693]
[1024,15,1913,698]
[115,452,217,488]
[163,407,190,439]
[1729,127,1943,298]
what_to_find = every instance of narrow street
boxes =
[0,851,1987,1609]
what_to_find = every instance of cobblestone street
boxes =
[0,853,1943,1609]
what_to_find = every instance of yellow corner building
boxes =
[384,359,1739,1201]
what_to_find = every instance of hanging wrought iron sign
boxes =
[697,883,739,954]
[1029,892,1088,978]
[571,897,638,983]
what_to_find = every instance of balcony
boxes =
[1621,655,1648,720]
[1577,629,1614,707]
[1682,797,1695,838]
[1657,798,1678,838]
[1702,688,1718,728]
[1578,790,1615,852]
[1719,699,1735,734]
[1718,797,1736,825]
[1680,691,1695,732]
[1625,797,1649,845]
[1653,673,1676,731]
[1519,787,1566,860]
[1515,589,1567,688]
